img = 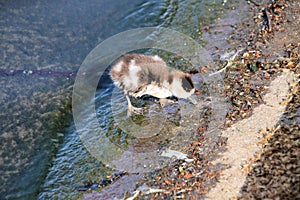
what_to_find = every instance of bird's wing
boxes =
[133,84,172,99]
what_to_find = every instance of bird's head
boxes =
[170,71,196,104]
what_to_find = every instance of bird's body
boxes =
[110,53,195,115]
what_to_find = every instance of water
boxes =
[1,0,233,199]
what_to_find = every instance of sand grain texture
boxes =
[205,71,296,199]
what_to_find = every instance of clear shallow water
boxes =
[1,0,155,199]
[1,0,232,199]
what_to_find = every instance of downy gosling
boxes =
[110,53,196,116]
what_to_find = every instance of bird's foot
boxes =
[159,98,177,107]
[127,105,145,116]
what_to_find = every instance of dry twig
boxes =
[209,48,245,76]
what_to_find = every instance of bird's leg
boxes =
[159,98,177,107]
[125,94,144,116]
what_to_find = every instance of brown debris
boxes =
[127,0,299,199]
[239,80,300,199]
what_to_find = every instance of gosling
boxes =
[110,53,196,116]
